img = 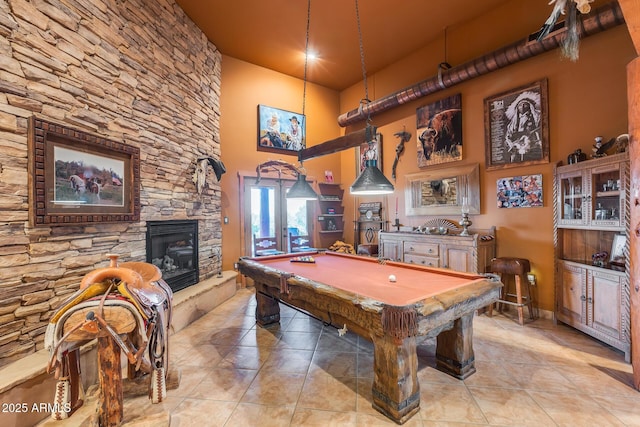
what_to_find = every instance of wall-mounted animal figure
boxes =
[192,157,226,194]
[418,109,462,161]
[430,179,450,198]
[69,175,86,196]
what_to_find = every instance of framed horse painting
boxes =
[28,116,140,226]
[257,105,306,155]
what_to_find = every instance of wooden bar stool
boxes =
[488,257,535,325]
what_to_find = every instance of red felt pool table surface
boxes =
[250,251,486,306]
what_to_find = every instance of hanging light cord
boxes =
[302,0,311,119]
[437,27,452,90]
[355,0,368,104]
[355,0,375,141]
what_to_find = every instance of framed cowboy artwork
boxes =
[257,105,306,155]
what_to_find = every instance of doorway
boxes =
[243,176,312,256]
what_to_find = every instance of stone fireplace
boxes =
[146,220,199,292]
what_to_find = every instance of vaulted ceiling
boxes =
[175,0,517,91]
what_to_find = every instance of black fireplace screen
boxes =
[146,220,199,292]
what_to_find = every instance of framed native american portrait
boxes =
[416,93,462,168]
[484,79,549,170]
[28,117,140,226]
[257,105,306,155]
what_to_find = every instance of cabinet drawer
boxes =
[404,254,439,267]
[403,242,439,256]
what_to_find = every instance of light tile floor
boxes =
[131,288,640,426]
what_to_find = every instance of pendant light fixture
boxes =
[286,0,318,201]
[255,1,317,201]
[256,160,317,200]
[287,172,318,200]
[349,0,394,196]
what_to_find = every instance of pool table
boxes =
[237,251,501,424]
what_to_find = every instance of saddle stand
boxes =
[44,254,173,425]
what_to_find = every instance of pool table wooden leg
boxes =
[435,312,476,379]
[371,334,420,424]
[254,283,280,326]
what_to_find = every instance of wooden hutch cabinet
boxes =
[379,228,496,274]
[554,152,630,361]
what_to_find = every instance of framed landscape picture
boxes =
[484,79,549,170]
[257,105,306,155]
[28,117,140,226]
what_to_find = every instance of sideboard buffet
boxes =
[378,227,496,274]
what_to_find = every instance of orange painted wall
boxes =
[338,6,634,312]
[220,2,635,313]
[219,56,342,272]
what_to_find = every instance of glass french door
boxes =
[244,177,311,256]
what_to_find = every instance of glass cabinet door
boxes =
[590,164,622,227]
[559,172,585,224]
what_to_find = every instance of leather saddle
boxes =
[45,254,173,420]
[52,257,170,323]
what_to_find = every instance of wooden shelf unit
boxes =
[554,152,630,361]
[316,183,345,249]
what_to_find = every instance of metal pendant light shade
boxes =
[347,1,394,196]
[287,174,318,200]
[350,160,394,195]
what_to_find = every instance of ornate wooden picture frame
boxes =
[28,116,140,226]
[484,79,549,170]
[405,163,480,216]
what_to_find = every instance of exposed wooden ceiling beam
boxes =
[298,126,376,162]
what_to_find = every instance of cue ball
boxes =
[388,274,397,282]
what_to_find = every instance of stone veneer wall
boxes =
[0,0,223,367]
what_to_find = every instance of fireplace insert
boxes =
[146,220,199,292]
